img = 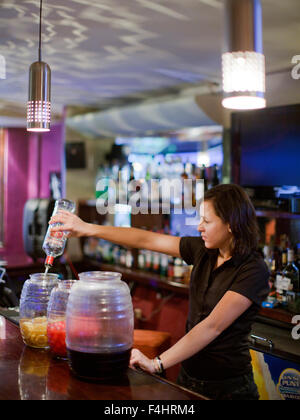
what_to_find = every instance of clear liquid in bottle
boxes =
[42,199,75,270]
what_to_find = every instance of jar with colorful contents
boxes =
[19,273,59,349]
[47,280,76,358]
[66,271,134,380]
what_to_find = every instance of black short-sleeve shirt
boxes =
[180,236,270,381]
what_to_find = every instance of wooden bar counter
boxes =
[0,318,206,401]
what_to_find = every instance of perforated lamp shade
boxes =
[27,61,51,132]
[222,0,266,110]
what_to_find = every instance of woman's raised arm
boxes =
[50,210,181,257]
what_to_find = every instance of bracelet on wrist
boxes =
[151,358,157,374]
[152,357,160,374]
[154,356,164,374]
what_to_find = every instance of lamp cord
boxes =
[38,0,43,61]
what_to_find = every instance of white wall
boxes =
[65,128,114,261]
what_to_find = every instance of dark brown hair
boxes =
[204,184,260,256]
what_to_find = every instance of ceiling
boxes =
[0,0,300,133]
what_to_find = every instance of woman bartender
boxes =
[50,184,270,400]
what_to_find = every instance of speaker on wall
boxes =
[65,142,86,169]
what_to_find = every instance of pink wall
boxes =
[0,123,65,261]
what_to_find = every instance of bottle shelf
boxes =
[256,210,300,220]
[80,201,300,219]
[258,307,296,325]
[80,258,298,325]
[81,258,189,296]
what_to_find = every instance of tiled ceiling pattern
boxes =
[0,0,299,114]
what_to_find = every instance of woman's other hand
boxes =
[129,349,156,374]
[49,210,91,238]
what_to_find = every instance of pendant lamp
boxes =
[222,0,266,110]
[27,0,51,132]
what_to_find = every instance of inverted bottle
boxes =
[42,199,76,271]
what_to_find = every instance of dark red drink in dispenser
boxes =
[66,272,134,381]
[67,348,131,380]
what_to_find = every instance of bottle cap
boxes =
[45,256,54,266]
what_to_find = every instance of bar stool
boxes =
[133,329,171,359]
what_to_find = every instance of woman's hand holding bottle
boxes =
[49,211,91,238]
